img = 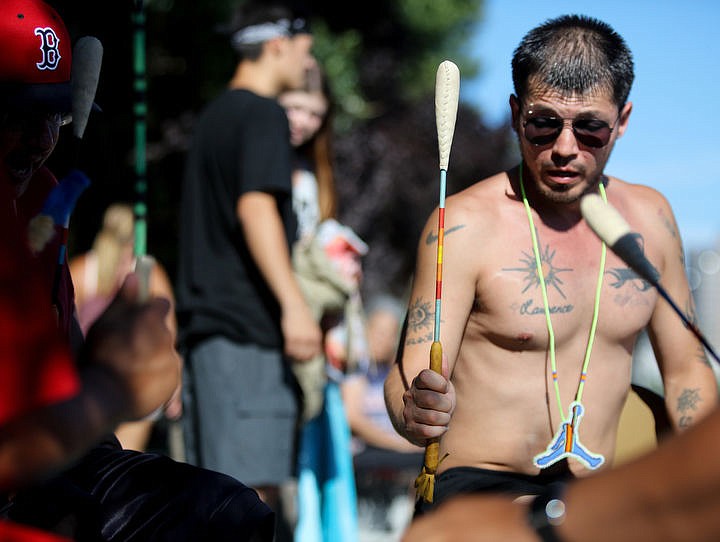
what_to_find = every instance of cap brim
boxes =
[0,82,100,114]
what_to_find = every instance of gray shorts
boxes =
[183,336,300,487]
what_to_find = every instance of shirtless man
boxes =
[384,14,718,513]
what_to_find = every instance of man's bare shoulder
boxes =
[605,176,675,227]
[606,175,672,209]
[444,172,512,224]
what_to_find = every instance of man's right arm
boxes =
[384,204,475,446]
[236,191,321,362]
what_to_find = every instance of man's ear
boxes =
[264,35,288,57]
[615,101,632,139]
[509,94,520,134]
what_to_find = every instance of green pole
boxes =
[132,0,148,258]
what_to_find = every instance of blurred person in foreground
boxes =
[384,13,718,526]
[0,1,274,540]
[70,203,181,452]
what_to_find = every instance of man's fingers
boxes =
[413,368,449,393]
[411,387,453,414]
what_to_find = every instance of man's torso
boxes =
[438,172,662,476]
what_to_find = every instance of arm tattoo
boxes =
[657,208,678,240]
[685,301,711,367]
[405,297,435,346]
[425,223,466,245]
[677,387,702,428]
[657,208,686,265]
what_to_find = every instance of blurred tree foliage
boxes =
[50,0,516,300]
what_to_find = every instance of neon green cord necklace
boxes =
[518,166,607,470]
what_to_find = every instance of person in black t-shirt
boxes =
[176,2,320,520]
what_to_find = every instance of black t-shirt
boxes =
[176,89,297,349]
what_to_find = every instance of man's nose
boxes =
[551,119,579,155]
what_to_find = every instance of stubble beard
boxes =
[531,170,604,206]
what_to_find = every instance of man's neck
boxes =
[514,165,606,230]
[228,61,281,98]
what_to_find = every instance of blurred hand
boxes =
[281,301,322,363]
[82,273,181,421]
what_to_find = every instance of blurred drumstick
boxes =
[581,193,720,365]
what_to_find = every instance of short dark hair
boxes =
[511,14,634,108]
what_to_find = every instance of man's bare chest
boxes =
[468,235,657,351]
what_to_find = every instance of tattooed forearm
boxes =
[677,387,701,428]
[405,297,436,345]
[425,224,466,245]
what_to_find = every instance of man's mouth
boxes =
[545,169,580,185]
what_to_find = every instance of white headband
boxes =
[231,18,309,48]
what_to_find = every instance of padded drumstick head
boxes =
[435,60,460,171]
[71,36,103,140]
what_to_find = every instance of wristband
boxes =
[527,483,567,542]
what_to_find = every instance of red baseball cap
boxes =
[0,0,73,112]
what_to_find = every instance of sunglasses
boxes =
[522,113,618,148]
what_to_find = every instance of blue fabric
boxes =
[41,169,90,226]
[295,382,358,542]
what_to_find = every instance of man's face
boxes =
[510,84,632,205]
[282,33,314,91]
[0,110,62,198]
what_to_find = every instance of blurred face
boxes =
[282,33,314,90]
[0,110,64,198]
[279,90,328,147]
[510,84,631,205]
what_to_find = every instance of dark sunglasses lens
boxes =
[572,119,612,148]
[524,117,562,145]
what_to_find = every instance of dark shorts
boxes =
[183,337,301,487]
[414,461,574,516]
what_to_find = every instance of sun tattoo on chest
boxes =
[504,243,572,298]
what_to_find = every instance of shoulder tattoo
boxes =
[425,224,467,245]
